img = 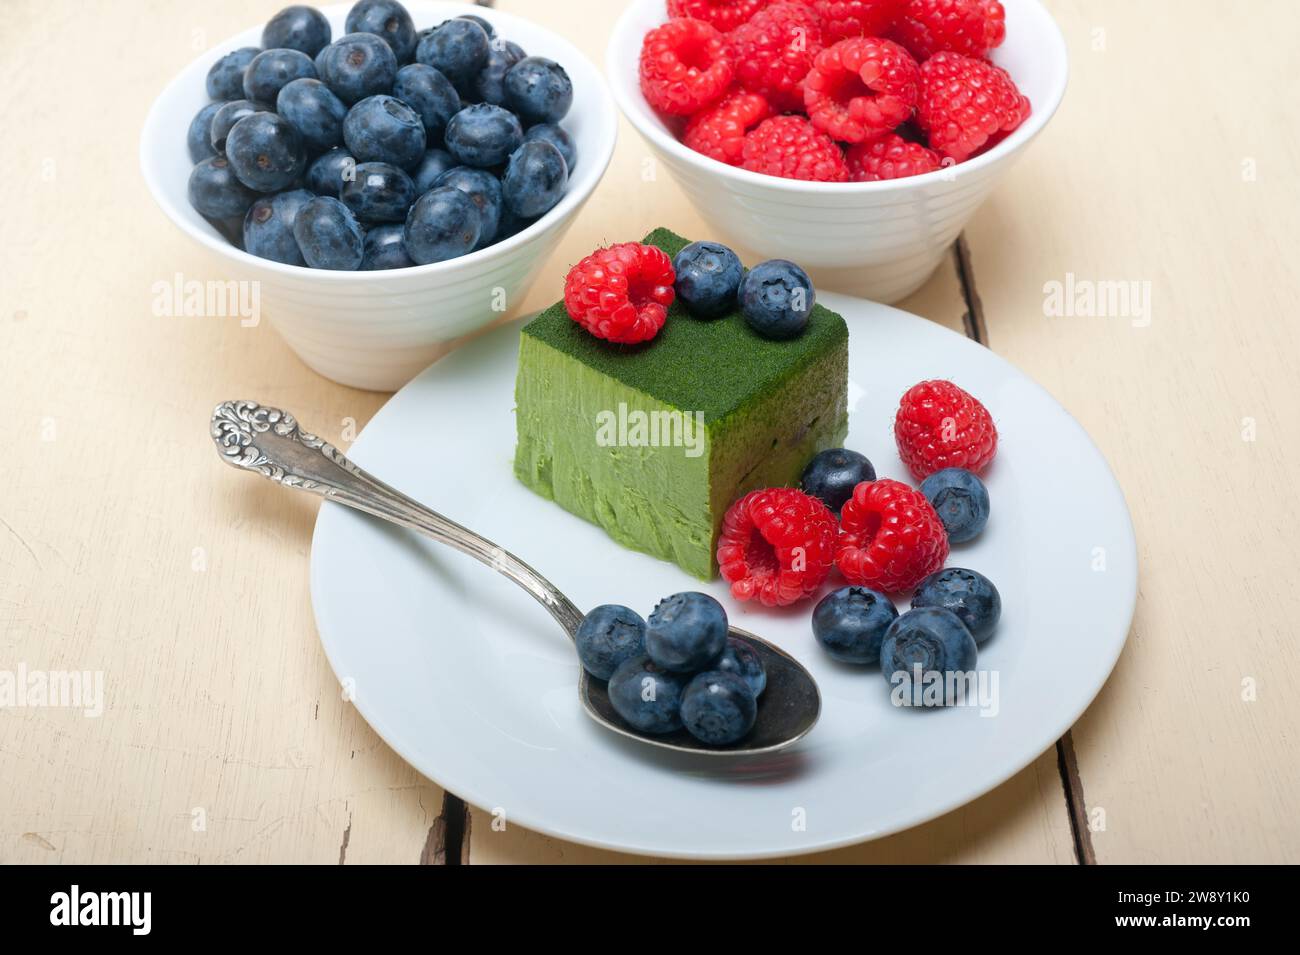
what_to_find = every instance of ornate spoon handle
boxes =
[210,400,585,637]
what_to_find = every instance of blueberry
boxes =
[392,64,461,142]
[206,47,260,101]
[343,94,426,170]
[187,102,223,163]
[403,186,481,264]
[503,56,573,125]
[812,586,898,664]
[276,77,347,154]
[680,670,757,746]
[340,161,415,223]
[645,592,727,673]
[739,259,815,340]
[607,655,686,735]
[501,140,567,218]
[243,48,317,106]
[305,146,357,195]
[410,147,456,193]
[293,196,364,270]
[522,123,575,172]
[920,468,990,543]
[475,43,524,106]
[209,99,259,153]
[455,14,495,38]
[444,103,523,168]
[317,33,398,106]
[717,637,766,697]
[575,604,647,681]
[911,568,1001,644]
[225,111,306,192]
[880,608,977,705]
[345,0,417,63]
[415,19,490,87]
[187,156,258,219]
[360,223,414,270]
[801,448,876,512]
[263,5,332,57]
[242,188,314,265]
[433,166,502,248]
[672,241,742,319]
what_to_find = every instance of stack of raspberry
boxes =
[638,0,1031,182]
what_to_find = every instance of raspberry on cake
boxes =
[639,17,735,115]
[717,487,838,606]
[917,51,1030,161]
[803,36,920,144]
[563,242,676,344]
[836,478,949,593]
[894,378,998,479]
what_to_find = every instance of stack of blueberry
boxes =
[185,2,576,270]
[576,593,765,746]
[673,240,816,341]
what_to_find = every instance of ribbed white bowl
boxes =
[608,0,1067,303]
[142,1,617,391]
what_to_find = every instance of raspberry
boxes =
[668,0,770,33]
[730,2,824,111]
[741,115,850,182]
[916,51,1030,161]
[684,88,773,165]
[892,0,1005,60]
[639,18,736,116]
[845,131,942,180]
[800,1,903,42]
[718,487,838,606]
[563,243,676,345]
[804,37,919,144]
[893,379,998,479]
[836,479,949,593]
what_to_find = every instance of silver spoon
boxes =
[211,400,821,756]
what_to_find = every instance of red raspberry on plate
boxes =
[684,88,773,165]
[836,479,949,593]
[845,131,942,180]
[563,243,676,345]
[893,378,997,479]
[916,50,1030,161]
[799,0,903,42]
[730,2,825,111]
[741,115,850,182]
[639,17,736,115]
[668,0,770,33]
[804,36,919,144]
[718,487,838,606]
[892,0,1005,60]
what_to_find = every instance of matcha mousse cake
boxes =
[514,228,849,579]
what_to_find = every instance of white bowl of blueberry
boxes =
[141,1,617,390]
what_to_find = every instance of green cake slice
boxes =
[514,228,849,579]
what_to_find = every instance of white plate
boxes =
[310,294,1137,859]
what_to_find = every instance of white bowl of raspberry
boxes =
[608,0,1067,303]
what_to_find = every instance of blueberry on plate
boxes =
[340,161,416,223]
[277,78,347,154]
[607,655,687,735]
[360,223,415,270]
[209,99,259,153]
[444,103,523,168]
[801,448,875,512]
[206,47,261,101]
[403,186,481,264]
[475,42,524,106]
[879,607,977,706]
[503,56,574,125]
[920,467,990,543]
[812,585,898,664]
[262,5,332,57]
[681,670,757,746]
[187,102,223,163]
[645,592,728,673]
[293,196,365,269]
[717,637,766,697]
[187,156,258,219]
[433,166,502,248]
[317,32,398,106]
[575,604,647,681]
[345,0,418,63]
[343,94,427,171]
[225,112,306,193]
[410,147,456,193]
[739,259,816,340]
[501,139,567,218]
[672,240,742,319]
[522,123,575,172]
[243,188,314,265]
[911,568,1001,644]
[243,48,317,105]
[392,64,461,142]
[415,18,490,87]
[305,147,356,195]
